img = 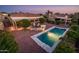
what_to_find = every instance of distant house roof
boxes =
[9,12,42,21]
[10,13,41,17]
[54,14,68,17]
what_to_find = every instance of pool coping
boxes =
[31,26,69,53]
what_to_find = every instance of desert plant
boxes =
[54,42,75,53]
[39,18,46,24]
[16,19,31,28]
[54,25,79,53]
[0,30,18,53]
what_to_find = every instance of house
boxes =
[45,10,72,25]
[0,12,43,31]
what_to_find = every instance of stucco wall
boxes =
[0,22,4,30]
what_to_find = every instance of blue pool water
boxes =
[37,27,66,47]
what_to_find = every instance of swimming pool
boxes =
[31,26,69,52]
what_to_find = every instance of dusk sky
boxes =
[0,5,79,14]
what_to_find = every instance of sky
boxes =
[0,5,79,14]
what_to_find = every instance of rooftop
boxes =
[10,12,41,17]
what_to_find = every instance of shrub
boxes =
[55,18,61,25]
[67,25,79,40]
[0,30,18,53]
[16,19,31,28]
[39,18,46,24]
[71,25,79,32]
[54,42,75,53]
[54,25,79,53]
[60,19,65,24]
[47,18,55,24]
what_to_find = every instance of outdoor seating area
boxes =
[7,16,46,32]
[27,25,46,31]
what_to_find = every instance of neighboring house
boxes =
[45,10,72,24]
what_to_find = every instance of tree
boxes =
[0,30,18,53]
[43,15,49,22]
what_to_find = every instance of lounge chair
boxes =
[37,25,46,31]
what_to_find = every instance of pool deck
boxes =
[11,23,65,53]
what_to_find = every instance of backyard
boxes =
[0,11,79,53]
